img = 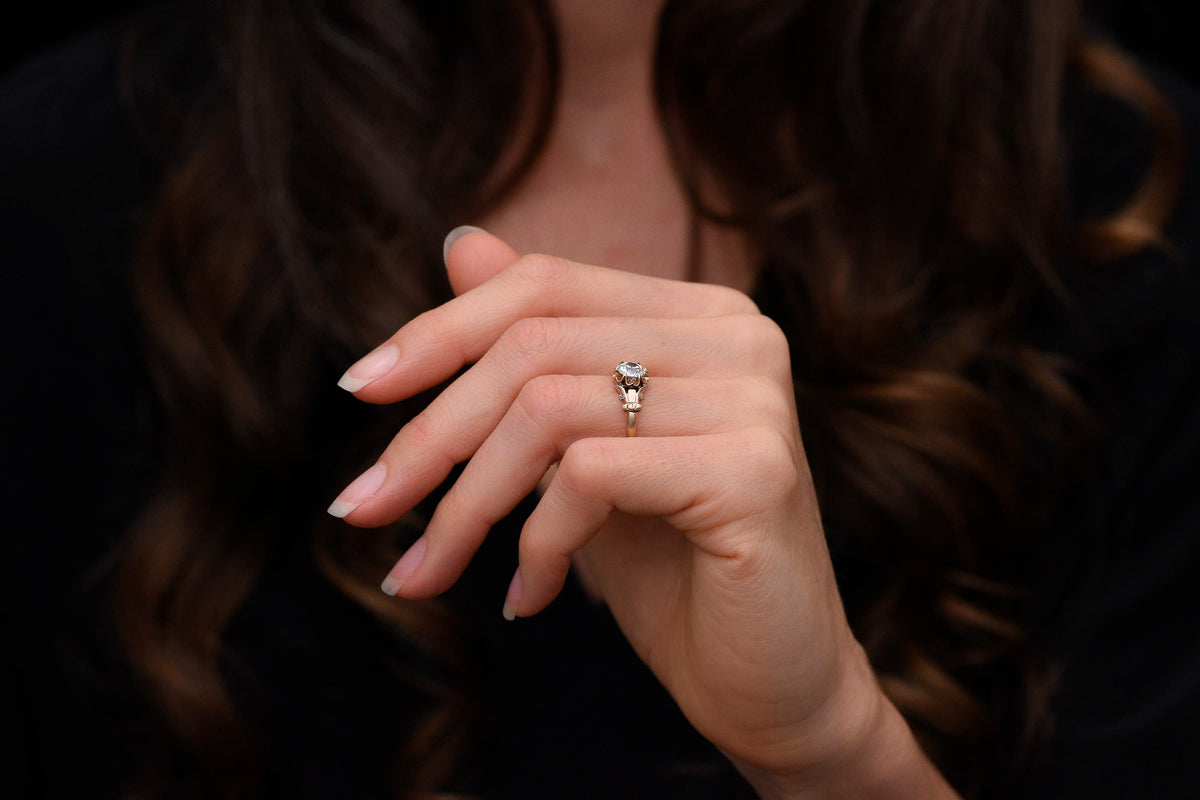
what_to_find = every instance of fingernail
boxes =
[381,536,427,596]
[501,567,523,621]
[327,463,387,518]
[443,225,487,264]
[337,343,400,392]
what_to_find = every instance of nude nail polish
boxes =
[337,343,400,392]
[381,536,427,596]
[502,567,523,621]
[327,463,387,518]
[442,225,487,263]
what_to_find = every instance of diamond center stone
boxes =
[615,361,647,385]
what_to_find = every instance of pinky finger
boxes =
[505,431,777,619]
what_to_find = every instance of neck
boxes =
[477,0,755,291]
[550,0,664,107]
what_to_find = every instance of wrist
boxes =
[731,643,958,799]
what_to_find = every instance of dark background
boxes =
[1,1,1197,84]
[1088,0,1197,83]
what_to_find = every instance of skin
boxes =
[330,231,959,799]
[329,2,964,795]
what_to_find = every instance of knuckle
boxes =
[515,375,580,421]
[513,252,567,289]
[402,412,441,451]
[736,425,801,490]
[743,313,790,354]
[556,437,616,497]
[730,315,793,380]
[500,316,560,360]
[705,284,761,316]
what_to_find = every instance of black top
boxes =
[3,9,1199,800]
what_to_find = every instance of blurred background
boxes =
[1,1,1197,85]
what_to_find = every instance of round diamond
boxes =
[615,361,647,385]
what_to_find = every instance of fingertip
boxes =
[380,535,428,596]
[443,225,489,264]
[327,463,387,519]
[502,567,523,621]
[337,343,400,393]
[443,226,522,295]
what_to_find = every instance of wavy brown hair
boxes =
[109,0,1182,797]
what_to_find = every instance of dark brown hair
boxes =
[111,1,1182,797]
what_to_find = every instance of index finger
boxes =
[340,248,760,404]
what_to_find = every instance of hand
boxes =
[330,229,952,796]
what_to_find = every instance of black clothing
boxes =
[3,10,1199,800]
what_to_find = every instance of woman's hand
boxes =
[329,229,956,798]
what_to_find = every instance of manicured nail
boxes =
[443,225,487,264]
[327,463,387,518]
[381,536,427,596]
[337,343,400,392]
[501,567,523,621]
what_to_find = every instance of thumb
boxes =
[443,225,522,295]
